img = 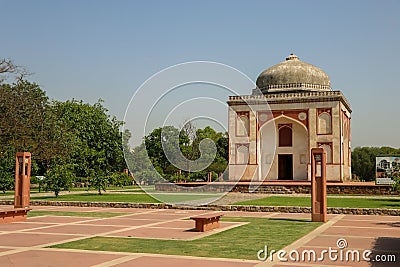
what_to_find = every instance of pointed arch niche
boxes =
[236,144,249,164]
[317,108,332,135]
[318,142,333,164]
[236,112,249,136]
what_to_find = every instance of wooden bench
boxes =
[190,213,224,232]
[0,207,31,224]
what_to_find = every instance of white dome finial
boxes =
[286,53,299,61]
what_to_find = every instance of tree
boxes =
[130,142,163,185]
[144,126,189,174]
[88,167,108,195]
[0,80,49,153]
[140,125,228,183]
[45,164,75,197]
[352,146,400,181]
[0,146,15,193]
[0,58,28,83]
[54,100,126,186]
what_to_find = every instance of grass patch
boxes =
[0,191,15,196]
[31,193,160,203]
[28,210,127,218]
[234,196,400,209]
[51,217,321,260]
[31,192,222,204]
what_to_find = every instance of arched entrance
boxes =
[259,115,309,180]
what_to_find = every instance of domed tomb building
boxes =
[228,54,351,182]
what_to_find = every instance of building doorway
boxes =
[278,154,293,180]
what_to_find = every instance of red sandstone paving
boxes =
[0,249,124,267]
[0,222,55,231]
[305,235,377,250]
[333,219,400,228]
[321,226,400,238]
[0,205,14,210]
[222,211,274,217]
[0,233,82,247]
[152,220,198,229]
[293,246,399,267]
[91,207,154,213]
[114,256,256,267]
[121,213,190,220]
[2,206,400,266]
[342,215,400,221]
[26,224,126,235]
[282,246,372,267]
[27,215,97,224]
[78,218,163,226]
[106,226,205,240]
[31,206,105,212]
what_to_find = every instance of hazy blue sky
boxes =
[2,0,400,148]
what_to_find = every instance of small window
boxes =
[279,125,292,147]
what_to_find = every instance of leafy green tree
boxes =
[45,164,75,197]
[144,126,189,176]
[0,146,15,193]
[88,168,108,195]
[140,125,228,183]
[130,143,163,185]
[109,172,132,187]
[352,146,400,181]
[393,177,400,193]
[0,80,49,153]
[54,99,126,192]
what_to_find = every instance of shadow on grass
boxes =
[370,198,400,208]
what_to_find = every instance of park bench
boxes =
[190,213,224,232]
[0,207,31,224]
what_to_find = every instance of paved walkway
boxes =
[0,205,399,266]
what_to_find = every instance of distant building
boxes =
[228,54,352,182]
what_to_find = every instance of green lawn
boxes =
[28,210,128,218]
[51,217,321,260]
[31,193,160,203]
[234,196,400,209]
[30,192,222,204]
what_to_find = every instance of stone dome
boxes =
[256,54,331,93]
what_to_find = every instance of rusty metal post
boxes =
[311,148,327,222]
[14,152,31,209]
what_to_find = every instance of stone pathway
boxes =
[1,205,399,266]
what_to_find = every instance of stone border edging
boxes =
[1,200,399,216]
